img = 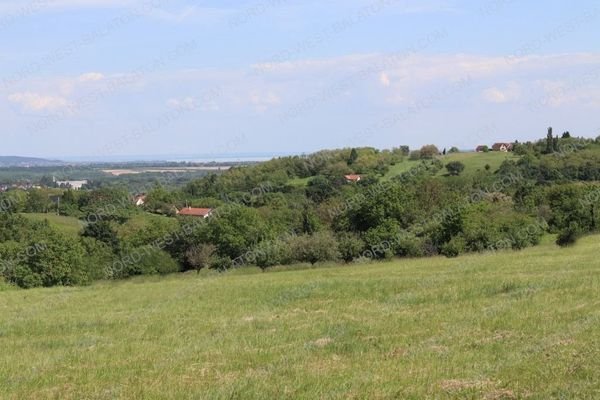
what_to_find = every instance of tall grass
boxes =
[0,235,599,399]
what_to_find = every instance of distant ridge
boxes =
[0,156,66,167]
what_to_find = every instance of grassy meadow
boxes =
[1,235,599,399]
[384,151,516,181]
[20,213,84,237]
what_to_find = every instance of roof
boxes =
[492,142,514,150]
[344,174,362,181]
[476,145,487,150]
[178,207,213,217]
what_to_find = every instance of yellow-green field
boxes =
[1,236,599,399]
[20,213,84,237]
[436,152,518,176]
[384,151,517,181]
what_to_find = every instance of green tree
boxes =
[82,221,120,252]
[289,231,340,265]
[252,239,292,271]
[80,237,114,281]
[306,175,336,203]
[25,189,50,213]
[347,148,359,165]
[14,230,88,288]
[363,219,400,259]
[546,127,554,154]
[556,222,581,247]
[409,150,421,160]
[445,161,466,176]
[420,145,440,159]
[337,232,365,263]
[206,206,269,259]
[185,243,216,273]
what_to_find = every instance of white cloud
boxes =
[379,72,391,87]
[482,82,521,103]
[167,97,197,110]
[249,91,281,112]
[167,95,220,112]
[8,92,69,111]
[78,72,105,82]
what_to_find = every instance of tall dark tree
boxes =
[546,127,554,153]
[347,148,359,165]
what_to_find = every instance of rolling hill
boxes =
[1,235,599,398]
[0,156,66,167]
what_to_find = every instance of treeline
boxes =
[1,134,600,288]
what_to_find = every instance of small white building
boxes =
[53,177,88,190]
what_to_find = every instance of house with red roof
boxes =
[491,142,514,152]
[133,194,147,207]
[344,174,362,183]
[177,207,214,218]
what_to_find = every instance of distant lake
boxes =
[60,152,299,163]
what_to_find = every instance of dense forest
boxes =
[1,131,600,288]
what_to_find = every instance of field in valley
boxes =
[1,235,599,399]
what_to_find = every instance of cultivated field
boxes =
[1,236,599,399]
[102,167,231,176]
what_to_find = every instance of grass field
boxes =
[383,151,517,181]
[20,213,84,237]
[436,152,518,177]
[1,236,599,399]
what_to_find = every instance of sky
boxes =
[1,0,600,160]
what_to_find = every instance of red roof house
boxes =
[344,174,362,183]
[177,207,213,218]
[133,194,147,206]
[491,142,514,152]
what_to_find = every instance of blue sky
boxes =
[1,0,600,159]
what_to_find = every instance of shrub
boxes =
[250,239,293,271]
[363,219,400,259]
[4,230,89,288]
[80,237,114,281]
[185,243,216,273]
[211,256,233,271]
[446,161,465,176]
[441,236,466,257]
[289,231,340,265]
[123,246,181,277]
[337,232,365,263]
[82,220,120,252]
[396,232,425,257]
[420,145,440,159]
[556,222,581,247]
[409,150,421,160]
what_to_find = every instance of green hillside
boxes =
[383,151,517,181]
[437,151,518,176]
[1,235,599,399]
[20,213,84,237]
